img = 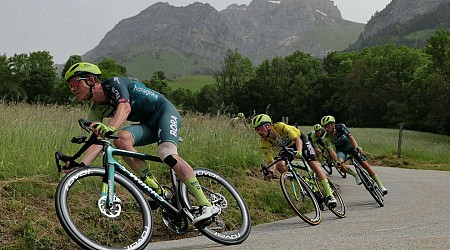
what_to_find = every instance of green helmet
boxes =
[313,124,322,131]
[251,114,272,128]
[64,62,102,82]
[238,112,244,118]
[320,115,335,126]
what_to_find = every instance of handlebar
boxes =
[55,118,119,173]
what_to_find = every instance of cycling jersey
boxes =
[308,128,327,150]
[323,123,364,161]
[87,77,181,146]
[259,122,317,163]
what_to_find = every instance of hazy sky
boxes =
[0,0,391,64]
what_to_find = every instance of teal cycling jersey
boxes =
[87,77,166,122]
[87,76,181,146]
[323,123,352,148]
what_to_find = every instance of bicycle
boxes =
[346,152,384,207]
[54,118,251,250]
[261,146,346,226]
[320,148,347,178]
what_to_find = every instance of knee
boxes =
[113,131,134,149]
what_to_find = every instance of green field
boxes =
[1,102,449,249]
[167,75,215,92]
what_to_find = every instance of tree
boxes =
[214,49,255,114]
[98,57,127,79]
[425,30,450,78]
[22,51,57,103]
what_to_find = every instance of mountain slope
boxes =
[350,0,450,50]
[83,0,364,79]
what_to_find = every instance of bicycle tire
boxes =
[326,179,347,218]
[55,167,153,250]
[353,160,384,207]
[180,168,251,245]
[335,164,347,178]
[313,177,346,218]
[280,172,321,225]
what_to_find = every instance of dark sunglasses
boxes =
[69,77,89,88]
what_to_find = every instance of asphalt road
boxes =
[145,166,450,250]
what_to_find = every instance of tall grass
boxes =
[1,102,449,249]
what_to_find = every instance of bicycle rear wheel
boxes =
[55,167,153,250]
[280,172,321,225]
[180,168,251,245]
[353,160,384,207]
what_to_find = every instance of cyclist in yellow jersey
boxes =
[251,114,337,208]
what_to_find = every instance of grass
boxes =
[167,75,215,92]
[1,102,449,249]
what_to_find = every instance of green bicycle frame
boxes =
[101,140,182,216]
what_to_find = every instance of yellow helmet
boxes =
[320,115,335,126]
[251,114,272,128]
[238,112,244,118]
[64,62,101,82]
[313,124,322,131]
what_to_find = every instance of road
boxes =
[145,166,450,250]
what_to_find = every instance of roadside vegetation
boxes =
[1,102,449,249]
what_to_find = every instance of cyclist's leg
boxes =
[356,154,387,194]
[334,149,361,184]
[275,161,288,174]
[115,124,157,170]
[157,103,219,225]
[119,124,165,194]
[301,136,334,203]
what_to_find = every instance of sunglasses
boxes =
[69,77,89,88]
[255,125,267,132]
[324,123,333,128]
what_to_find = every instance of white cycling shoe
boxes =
[192,205,220,227]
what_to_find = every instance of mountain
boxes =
[349,0,450,50]
[83,0,364,79]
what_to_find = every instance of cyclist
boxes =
[64,62,219,226]
[320,115,388,195]
[229,112,250,130]
[307,124,327,162]
[252,114,337,207]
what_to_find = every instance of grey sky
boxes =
[0,0,391,64]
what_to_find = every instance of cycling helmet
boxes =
[64,62,102,82]
[313,124,322,131]
[238,112,244,118]
[251,114,272,128]
[320,115,335,126]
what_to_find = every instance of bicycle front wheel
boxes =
[326,179,346,218]
[55,167,153,250]
[180,168,251,245]
[335,164,347,178]
[280,172,321,225]
[320,161,333,175]
[353,160,384,207]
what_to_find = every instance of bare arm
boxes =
[109,102,131,130]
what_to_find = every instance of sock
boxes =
[320,179,334,197]
[137,165,163,195]
[346,168,357,177]
[185,177,211,207]
[372,175,384,187]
